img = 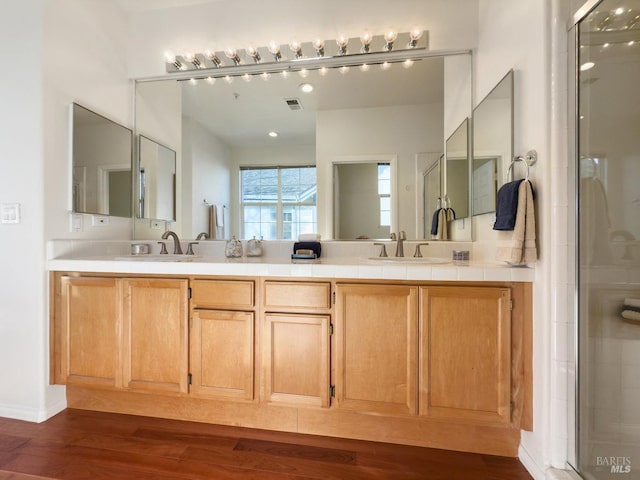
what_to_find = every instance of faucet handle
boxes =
[373,242,388,258]
[186,242,199,255]
[157,241,168,255]
[390,232,397,241]
[399,230,406,240]
[413,243,430,258]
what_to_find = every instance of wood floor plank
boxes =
[0,409,533,480]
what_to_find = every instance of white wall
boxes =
[182,117,233,239]
[317,103,443,239]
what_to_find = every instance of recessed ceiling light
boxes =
[614,7,624,15]
[580,61,595,71]
[299,83,314,93]
[268,131,279,138]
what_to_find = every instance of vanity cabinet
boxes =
[262,281,332,407]
[334,284,419,416]
[58,276,121,388]
[189,279,255,401]
[420,286,512,425]
[56,276,189,394]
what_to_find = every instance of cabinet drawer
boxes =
[191,280,254,309]
[263,281,331,311]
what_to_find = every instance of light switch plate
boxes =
[0,203,21,224]
[71,213,83,232]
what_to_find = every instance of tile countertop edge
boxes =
[46,258,535,282]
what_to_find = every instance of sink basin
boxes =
[367,257,450,264]
[113,254,200,262]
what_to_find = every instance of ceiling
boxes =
[179,56,444,148]
[115,0,225,13]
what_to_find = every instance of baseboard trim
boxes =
[519,443,546,480]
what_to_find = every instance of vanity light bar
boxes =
[164,30,428,73]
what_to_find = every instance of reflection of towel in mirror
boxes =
[493,179,525,231]
[580,177,611,265]
[446,208,455,222]
[621,298,640,324]
[430,208,442,236]
[436,208,448,240]
[208,205,218,239]
[496,180,537,265]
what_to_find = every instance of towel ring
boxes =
[506,149,537,182]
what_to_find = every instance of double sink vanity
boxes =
[48,239,532,457]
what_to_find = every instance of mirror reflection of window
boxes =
[240,166,317,240]
[378,163,391,227]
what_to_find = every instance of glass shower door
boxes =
[575,1,640,478]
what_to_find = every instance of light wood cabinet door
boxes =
[190,309,254,400]
[335,284,418,415]
[264,313,330,407]
[60,277,121,388]
[122,278,189,394]
[420,286,511,424]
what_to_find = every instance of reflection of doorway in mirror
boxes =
[472,157,498,215]
[419,153,442,239]
[98,164,132,217]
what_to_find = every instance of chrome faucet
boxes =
[392,231,406,257]
[161,230,183,255]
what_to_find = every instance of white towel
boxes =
[624,298,640,309]
[621,310,640,323]
[299,233,321,241]
[496,180,537,265]
[216,204,225,227]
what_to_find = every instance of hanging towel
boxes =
[621,298,640,324]
[208,205,218,239]
[436,208,448,240]
[430,208,442,236]
[496,180,537,265]
[579,177,611,265]
[446,207,455,222]
[493,179,525,231]
[216,204,225,227]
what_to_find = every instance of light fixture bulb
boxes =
[603,42,610,48]
[242,73,252,82]
[629,40,636,46]
[339,65,350,75]
[206,77,215,85]
[298,68,309,78]
[360,32,373,53]
[403,59,414,69]
[313,38,325,57]
[205,50,222,67]
[281,70,290,79]
[381,61,392,71]
[318,66,329,76]
[224,75,233,84]
[184,52,195,62]
[580,61,595,71]
[290,41,303,58]
[269,131,279,138]
[384,30,397,51]
[408,28,423,47]
[268,41,282,61]
[261,72,271,81]
[247,46,261,63]
[615,7,625,15]
[359,63,371,72]
[164,52,176,63]
[224,48,241,65]
[336,35,348,55]
[299,82,314,93]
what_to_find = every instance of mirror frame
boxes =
[471,70,514,216]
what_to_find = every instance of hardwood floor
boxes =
[0,409,533,479]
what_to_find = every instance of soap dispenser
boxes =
[225,236,243,258]
[246,236,263,257]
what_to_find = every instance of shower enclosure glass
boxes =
[574,0,640,478]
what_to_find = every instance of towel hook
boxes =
[506,149,537,182]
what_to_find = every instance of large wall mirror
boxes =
[472,70,514,216]
[71,103,132,217]
[446,118,469,220]
[134,51,472,240]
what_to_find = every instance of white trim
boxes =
[519,443,546,480]
[97,163,131,213]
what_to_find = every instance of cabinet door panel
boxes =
[335,284,418,415]
[190,309,254,400]
[60,277,121,388]
[265,313,330,407]
[122,278,189,394]
[421,286,511,424]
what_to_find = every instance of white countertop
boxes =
[47,255,535,282]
